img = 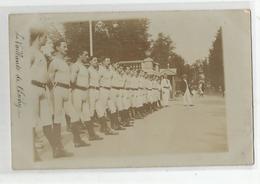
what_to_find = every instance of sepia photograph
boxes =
[9,10,253,169]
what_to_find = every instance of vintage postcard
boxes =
[9,9,253,169]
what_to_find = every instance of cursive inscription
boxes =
[14,32,25,117]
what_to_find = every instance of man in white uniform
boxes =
[97,57,118,134]
[180,74,193,106]
[70,51,103,141]
[128,70,137,119]
[49,39,88,156]
[161,73,172,107]
[88,57,116,135]
[30,28,55,161]
[115,66,131,127]
[110,63,125,130]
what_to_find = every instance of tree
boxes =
[168,53,185,77]
[150,33,175,68]
[64,21,90,62]
[64,19,151,62]
[208,27,225,90]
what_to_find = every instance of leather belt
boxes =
[112,86,122,90]
[75,84,88,91]
[163,86,170,89]
[100,86,111,90]
[56,82,70,89]
[31,80,46,89]
[89,86,100,90]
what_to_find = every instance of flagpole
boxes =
[89,20,93,56]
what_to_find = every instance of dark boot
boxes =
[129,107,135,121]
[112,112,125,130]
[42,125,55,155]
[148,103,152,113]
[85,121,103,141]
[123,110,133,127]
[99,117,106,133]
[140,106,146,116]
[52,123,73,158]
[101,116,118,135]
[107,110,116,130]
[71,121,90,148]
[131,107,136,119]
[119,111,126,125]
[145,103,149,113]
[125,109,134,124]
[65,114,71,132]
[128,108,135,122]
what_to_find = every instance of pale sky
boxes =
[147,11,226,64]
[33,10,249,65]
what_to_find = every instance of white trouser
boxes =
[53,86,79,124]
[89,88,102,117]
[110,88,123,111]
[147,90,153,104]
[127,89,134,107]
[183,89,192,106]
[97,87,112,116]
[136,89,143,107]
[71,89,91,122]
[162,88,170,106]
[122,89,130,110]
[31,85,52,127]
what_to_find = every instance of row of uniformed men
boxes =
[31,30,171,161]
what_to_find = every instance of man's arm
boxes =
[48,60,57,83]
[70,63,79,84]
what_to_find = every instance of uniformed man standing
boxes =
[30,28,55,161]
[121,67,133,126]
[161,73,172,107]
[151,75,158,111]
[146,74,153,113]
[132,70,143,119]
[180,74,193,106]
[128,69,137,119]
[124,67,135,123]
[110,63,125,130]
[116,66,132,127]
[97,57,118,134]
[88,57,116,135]
[156,76,163,108]
[70,51,103,141]
[49,39,88,157]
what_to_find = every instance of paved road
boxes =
[38,95,228,167]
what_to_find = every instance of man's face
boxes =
[118,66,123,73]
[57,42,68,56]
[39,34,47,47]
[126,67,130,74]
[90,57,98,67]
[81,51,89,63]
[113,63,119,70]
[103,58,110,67]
